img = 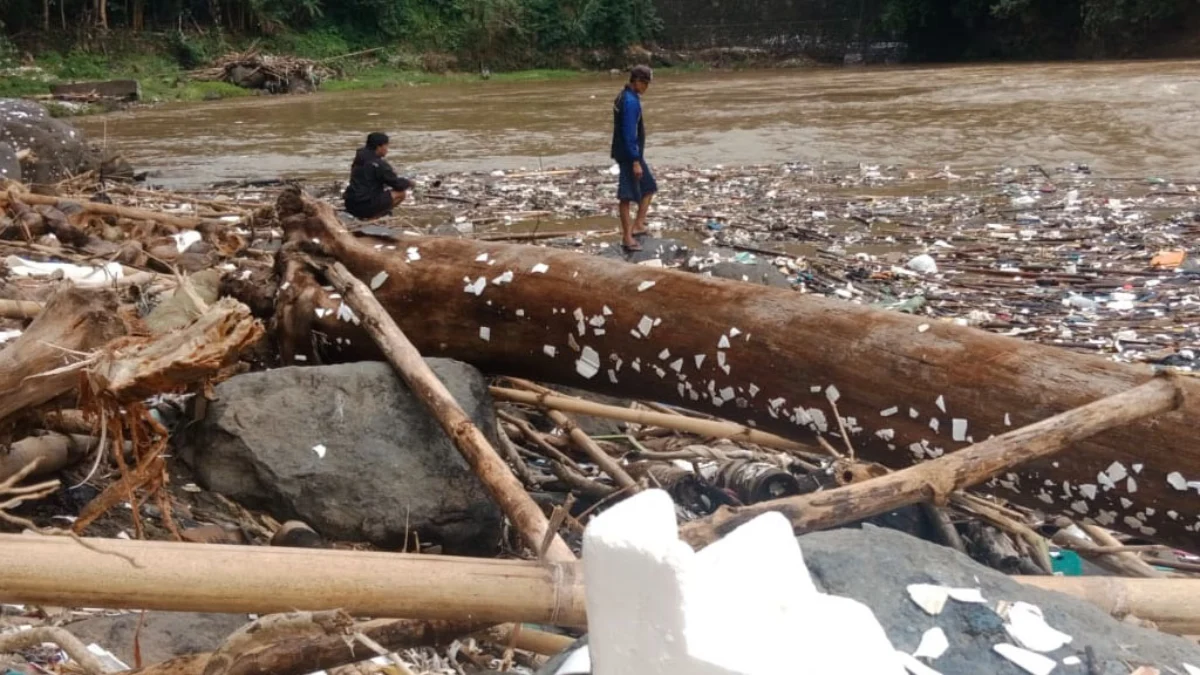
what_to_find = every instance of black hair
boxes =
[366,132,390,149]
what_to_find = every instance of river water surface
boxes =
[78,60,1200,187]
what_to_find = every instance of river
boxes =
[78,59,1200,187]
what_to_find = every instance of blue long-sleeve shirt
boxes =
[611,86,645,163]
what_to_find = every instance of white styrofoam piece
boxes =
[581,488,905,675]
[1003,602,1073,653]
[554,645,592,674]
[994,643,1057,675]
[913,627,949,660]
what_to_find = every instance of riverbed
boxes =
[79,59,1200,187]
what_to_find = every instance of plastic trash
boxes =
[906,254,938,275]
[706,219,724,232]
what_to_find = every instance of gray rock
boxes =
[0,99,98,184]
[0,141,20,182]
[184,361,504,555]
[65,611,247,666]
[800,527,1200,674]
[704,260,792,288]
[598,236,691,266]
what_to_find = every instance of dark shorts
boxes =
[345,191,394,220]
[617,160,657,203]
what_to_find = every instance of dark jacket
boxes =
[343,146,412,214]
[611,85,645,163]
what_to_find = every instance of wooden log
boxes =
[129,615,481,675]
[316,257,575,563]
[50,78,140,101]
[88,297,264,402]
[1013,576,1200,635]
[0,535,586,627]
[0,298,43,319]
[677,376,1182,548]
[506,379,638,490]
[0,432,98,483]
[270,190,1200,552]
[490,385,816,456]
[0,189,223,230]
[0,286,126,423]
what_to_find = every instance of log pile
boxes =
[1,175,1200,674]
[188,49,335,94]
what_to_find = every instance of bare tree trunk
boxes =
[263,189,1200,553]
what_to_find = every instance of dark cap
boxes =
[630,65,653,83]
[366,132,389,149]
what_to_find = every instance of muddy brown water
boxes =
[79,59,1200,188]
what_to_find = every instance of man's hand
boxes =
[633,162,644,180]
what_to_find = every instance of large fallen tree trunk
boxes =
[270,192,1200,552]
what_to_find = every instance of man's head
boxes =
[366,132,390,157]
[629,65,653,94]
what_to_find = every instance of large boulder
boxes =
[0,99,131,184]
[801,527,1200,674]
[183,361,505,555]
[0,141,19,182]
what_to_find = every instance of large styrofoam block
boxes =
[581,489,906,675]
[582,489,700,674]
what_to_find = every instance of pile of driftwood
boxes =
[1,177,1200,673]
[188,48,334,94]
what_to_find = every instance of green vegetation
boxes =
[0,0,661,112]
[878,0,1197,59]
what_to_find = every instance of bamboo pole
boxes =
[1013,576,1200,635]
[0,535,586,627]
[489,386,818,457]
[318,258,575,563]
[679,375,1184,548]
[506,379,638,490]
[2,535,1200,637]
[0,298,42,319]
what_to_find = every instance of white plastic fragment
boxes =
[475,253,489,262]
[993,643,1056,675]
[85,643,130,671]
[1167,472,1188,491]
[1002,602,1073,653]
[576,346,601,379]
[493,270,514,285]
[913,627,949,660]
[479,327,490,341]
[935,395,946,413]
[637,316,655,337]
[906,585,949,616]
[907,254,938,275]
[406,246,421,261]
[312,444,327,459]
[6,255,123,284]
[369,271,389,290]
[637,280,656,292]
[464,277,487,295]
[1183,664,1200,675]
[1062,656,1081,666]
[718,335,731,349]
[172,230,203,253]
[898,651,944,675]
[826,385,840,403]
[543,345,557,357]
[952,419,968,442]
[532,263,550,274]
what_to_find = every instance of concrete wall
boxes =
[653,0,893,60]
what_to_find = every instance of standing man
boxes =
[343,132,413,220]
[612,65,656,252]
